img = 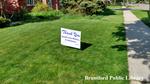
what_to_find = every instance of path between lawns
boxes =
[123,8,150,83]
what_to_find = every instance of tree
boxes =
[0,0,22,18]
[0,0,6,17]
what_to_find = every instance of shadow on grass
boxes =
[100,8,116,16]
[61,42,92,51]
[111,45,127,51]
[81,42,92,50]
[24,15,61,23]
[112,24,126,41]
[111,24,127,51]
[141,17,150,27]
[139,11,150,27]
[1,15,61,28]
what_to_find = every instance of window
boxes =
[27,0,34,6]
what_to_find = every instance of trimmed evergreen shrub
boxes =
[80,1,96,15]
[60,0,106,15]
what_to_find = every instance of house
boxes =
[26,0,60,10]
[0,0,60,14]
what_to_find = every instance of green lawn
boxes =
[132,10,150,27]
[0,8,128,84]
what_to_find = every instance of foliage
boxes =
[60,0,106,15]
[80,0,106,15]
[0,0,17,14]
[25,1,63,22]
[80,1,96,15]
[0,0,28,21]
[31,2,50,12]
[10,7,28,21]
[0,0,21,16]
[24,10,63,22]
[0,16,11,28]
[30,11,63,17]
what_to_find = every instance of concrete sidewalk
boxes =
[123,9,150,83]
[128,4,150,10]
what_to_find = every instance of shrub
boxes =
[10,7,28,21]
[31,2,50,12]
[24,1,63,22]
[96,0,106,10]
[24,10,63,22]
[80,0,106,15]
[0,16,11,28]
[60,0,80,14]
[80,1,96,15]
[61,0,106,15]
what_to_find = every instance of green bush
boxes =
[31,11,63,18]
[80,1,96,15]
[0,16,11,28]
[23,1,64,22]
[60,0,106,15]
[60,0,81,14]
[24,10,63,22]
[11,7,28,21]
[96,0,106,10]
[32,2,50,12]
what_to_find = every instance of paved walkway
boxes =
[123,9,150,83]
[129,4,150,10]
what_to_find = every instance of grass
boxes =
[132,10,150,27]
[0,7,128,84]
[108,5,123,9]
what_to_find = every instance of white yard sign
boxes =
[61,28,81,49]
